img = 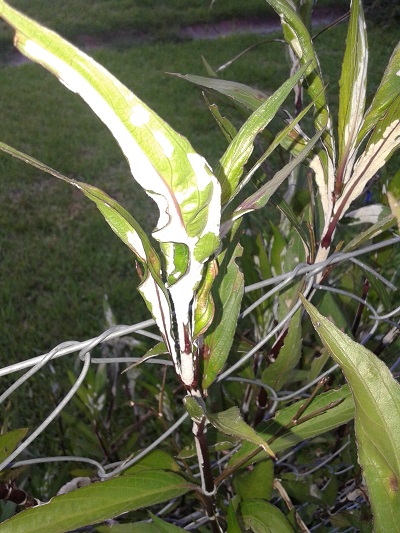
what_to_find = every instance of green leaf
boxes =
[358,42,400,142]
[183,396,206,423]
[338,0,367,167]
[122,450,180,475]
[205,96,238,144]
[262,310,302,391]
[0,471,192,533]
[216,61,311,205]
[208,407,276,459]
[169,73,268,112]
[202,243,244,389]
[301,296,400,533]
[234,461,274,501]
[123,342,168,373]
[193,259,218,339]
[224,128,323,228]
[241,500,294,532]
[0,428,29,468]
[148,513,186,532]
[227,500,243,533]
[229,386,354,468]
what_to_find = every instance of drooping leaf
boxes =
[0,141,177,365]
[0,471,191,533]
[337,0,367,171]
[229,386,354,468]
[262,310,302,391]
[208,407,276,459]
[241,500,294,533]
[0,1,222,388]
[301,296,400,533]
[204,96,238,144]
[202,243,244,389]
[0,429,29,468]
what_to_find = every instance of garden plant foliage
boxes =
[0,0,399,531]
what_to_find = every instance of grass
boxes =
[0,1,398,437]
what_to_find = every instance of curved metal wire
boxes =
[0,235,399,529]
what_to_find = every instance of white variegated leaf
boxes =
[338,0,368,186]
[338,99,400,219]
[346,204,390,225]
[0,2,222,387]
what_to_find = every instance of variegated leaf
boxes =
[0,2,222,387]
[266,0,335,161]
[358,42,400,142]
[337,0,368,188]
[338,95,400,219]
[266,0,336,238]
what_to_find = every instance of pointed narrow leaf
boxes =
[223,129,323,230]
[0,471,191,533]
[217,62,310,204]
[208,407,276,459]
[301,296,400,533]
[241,500,294,533]
[266,0,334,160]
[229,88,320,203]
[148,513,186,532]
[122,342,169,373]
[202,244,244,389]
[170,73,268,111]
[338,0,367,168]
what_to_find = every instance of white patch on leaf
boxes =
[130,106,150,126]
[154,131,174,158]
[346,204,385,224]
[126,230,146,260]
[338,119,400,218]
